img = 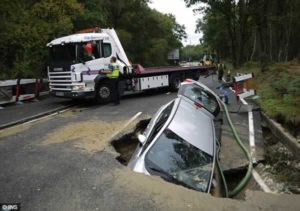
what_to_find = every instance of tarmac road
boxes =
[0,83,299,210]
[0,96,73,129]
[0,90,178,210]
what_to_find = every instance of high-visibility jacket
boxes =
[107,63,120,78]
[217,63,226,71]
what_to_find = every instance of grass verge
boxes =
[232,62,300,137]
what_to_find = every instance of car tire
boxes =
[95,81,111,104]
[169,74,182,91]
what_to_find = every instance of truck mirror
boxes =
[138,134,146,145]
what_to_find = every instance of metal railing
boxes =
[0,78,49,105]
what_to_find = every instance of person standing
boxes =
[107,56,120,105]
[217,61,226,81]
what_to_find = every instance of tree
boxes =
[0,0,187,79]
[0,0,83,79]
[185,0,300,65]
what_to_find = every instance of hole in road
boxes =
[111,117,297,198]
[111,119,150,165]
[111,118,252,198]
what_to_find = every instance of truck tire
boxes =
[95,81,111,104]
[169,74,182,91]
[193,70,201,81]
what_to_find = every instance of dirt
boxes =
[112,167,240,210]
[41,120,130,153]
[111,167,300,210]
[0,124,32,139]
[58,108,88,118]
[112,118,150,165]
[112,133,139,165]
[261,127,300,194]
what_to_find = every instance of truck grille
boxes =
[48,71,72,91]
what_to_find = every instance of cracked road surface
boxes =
[0,89,299,210]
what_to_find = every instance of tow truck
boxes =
[47,28,214,103]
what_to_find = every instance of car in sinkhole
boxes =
[128,79,222,193]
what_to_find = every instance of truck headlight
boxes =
[72,85,84,91]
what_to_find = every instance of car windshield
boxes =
[145,128,213,192]
[179,84,219,115]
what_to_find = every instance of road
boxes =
[0,90,178,210]
[0,84,299,210]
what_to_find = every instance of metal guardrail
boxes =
[0,79,49,105]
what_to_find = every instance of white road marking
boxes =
[240,96,272,192]
[110,112,143,139]
[252,169,272,193]
[23,108,72,125]
[240,98,256,163]
[0,107,73,131]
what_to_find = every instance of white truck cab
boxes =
[47,28,132,102]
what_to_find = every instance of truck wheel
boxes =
[193,70,201,81]
[95,82,111,104]
[169,74,182,91]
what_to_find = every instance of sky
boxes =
[148,0,202,46]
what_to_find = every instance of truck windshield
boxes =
[145,128,213,192]
[49,44,77,64]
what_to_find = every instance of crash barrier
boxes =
[0,79,49,105]
[233,73,256,102]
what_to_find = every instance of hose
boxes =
[216,138,229,197]
[221,101,253,197]
[206,84,253,198]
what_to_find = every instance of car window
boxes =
[179,84,219,115]
[145,128,213,192]
[141,101,174,153]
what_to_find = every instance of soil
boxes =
[0,124,32,139]
[41,120,128,153]
[112,118,150,165]
[260,127,300,194]
[111,167,300,210]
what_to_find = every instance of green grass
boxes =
[231,62,300,136]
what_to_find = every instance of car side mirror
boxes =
[138,134,146,145]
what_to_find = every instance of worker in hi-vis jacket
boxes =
[107,56,120,105]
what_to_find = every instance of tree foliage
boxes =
[0,0,83,79]
[185,0,300,67]
[0,0,186,79]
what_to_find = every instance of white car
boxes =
[128,79,221,193]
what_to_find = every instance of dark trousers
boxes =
[218,69,224,81]
[110,78,120,105]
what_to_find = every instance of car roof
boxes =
[168,97,215,156]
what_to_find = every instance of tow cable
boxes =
[215,98,253,198]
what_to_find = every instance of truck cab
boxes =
[47,29,131,101]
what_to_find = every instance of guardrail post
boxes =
[34,78,40,99]
[15,78,21,102]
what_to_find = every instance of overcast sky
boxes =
[148,0,202,46]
